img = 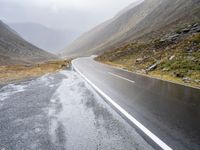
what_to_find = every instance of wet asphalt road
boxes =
[0,70,153,150]
[72,57,200,150]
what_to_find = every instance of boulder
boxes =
[182,77,191,83]
[135,58,143,63]
[168,34,180,40]
[191,26,200,32]
[192,23,198,27]
[169,55,175,61]
[161,34,180,42]
[182,28,190,33]
[146,63,157,72]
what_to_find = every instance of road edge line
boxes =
[108,72,135,83]
[101,61,200,90]
[72,61,172,150]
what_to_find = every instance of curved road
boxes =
[72,57,200,150]
[0,70,153,150]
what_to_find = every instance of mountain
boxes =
[9,23,79,52]
[114,0,144,18]
[0,20,57,65]
[60,0,200,57]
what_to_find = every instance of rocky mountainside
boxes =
[97,23,200,88]
[61,0,200,57]
[121,0,200,41]
[0,20,57,65]
[9,23,79,52]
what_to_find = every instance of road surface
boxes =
[72,57,200,150]
[0,70,153,150]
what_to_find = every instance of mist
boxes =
[0,0,141,51]
[0,0,140,32]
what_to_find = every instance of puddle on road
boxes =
[0,71,68,150]
[49,70,154,150]
[0,70,154,150]
[0,84,27,101]
[0,72,62,102]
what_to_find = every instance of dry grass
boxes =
[97,28,200,89]
[101,60,200,88]
[0,60,70,84]
[148,71,199,88]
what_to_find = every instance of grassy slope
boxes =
[0,60,70,84]
[97,24,200,88]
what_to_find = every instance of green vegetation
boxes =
[190,33,200,43]
[97,24,200,88]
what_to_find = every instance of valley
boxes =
[0,60,70,85]
[0,0,200,149]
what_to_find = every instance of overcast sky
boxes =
[0,0,140,32]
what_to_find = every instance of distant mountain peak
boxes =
[0,20,57,65]
[9,22,80,52]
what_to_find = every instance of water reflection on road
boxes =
[0,70,153,150]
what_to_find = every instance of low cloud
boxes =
[0,0,140,32]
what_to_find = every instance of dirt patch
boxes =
[0,60,71,84]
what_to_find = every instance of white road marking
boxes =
[72,61,172,150]
[108,72,135,84]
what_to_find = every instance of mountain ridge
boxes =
[0,20,57,65]
[9,22,80,52]
[60,0,200,57]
